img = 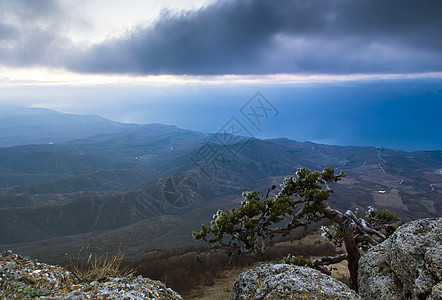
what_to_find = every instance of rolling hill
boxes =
[0,107,440,261]
[0,106,135,148]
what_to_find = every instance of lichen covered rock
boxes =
[231,263,361,299]
[358,217,442,300]
[0,250,182,299]
[57,276,182,299]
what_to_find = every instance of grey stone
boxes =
[4,261,17,271]
[63,290,85,300]
[231,263,361,299]
[358,217,442,300]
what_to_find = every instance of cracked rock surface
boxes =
[0,251,182,299]
[231,263,361,299]
[358,217,442,300]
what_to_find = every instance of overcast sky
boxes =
[0,0,441,150]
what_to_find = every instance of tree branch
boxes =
[355,233,378,245]
[312,253,348,266]
[323,206,344,224]
[344,210,386,241]
[311,253,348,275]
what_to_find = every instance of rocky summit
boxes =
[230,263,361,299]
[0,251,182,299]
[358,217,442,300]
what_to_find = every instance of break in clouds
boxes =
[1,0,442,75]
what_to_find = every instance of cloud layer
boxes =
[0,0,72,67]
[1,0,442,75]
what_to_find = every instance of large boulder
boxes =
[358,217,442,300]
[0,250,182,299]
[231,263,361,299]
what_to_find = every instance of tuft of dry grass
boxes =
[69,248,134,283]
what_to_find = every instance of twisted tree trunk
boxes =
[342,224,361,292]
[323,206,361,291]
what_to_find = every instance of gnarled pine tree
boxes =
[193,168,401,291]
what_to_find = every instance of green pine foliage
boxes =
[193,168,343,254]
[283,254,313,268]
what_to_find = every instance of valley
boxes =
[0,107,440,263]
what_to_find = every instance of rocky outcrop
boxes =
[0,250,182,299]
[358,217,442,300]
[231,263,361,299]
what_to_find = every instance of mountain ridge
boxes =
[0,107,440,261]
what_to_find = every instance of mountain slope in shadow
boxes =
[0,108,440,261]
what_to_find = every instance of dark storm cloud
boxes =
[1,0,442,75]
[67,0,442,75]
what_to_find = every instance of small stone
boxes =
[4,261,17,271]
